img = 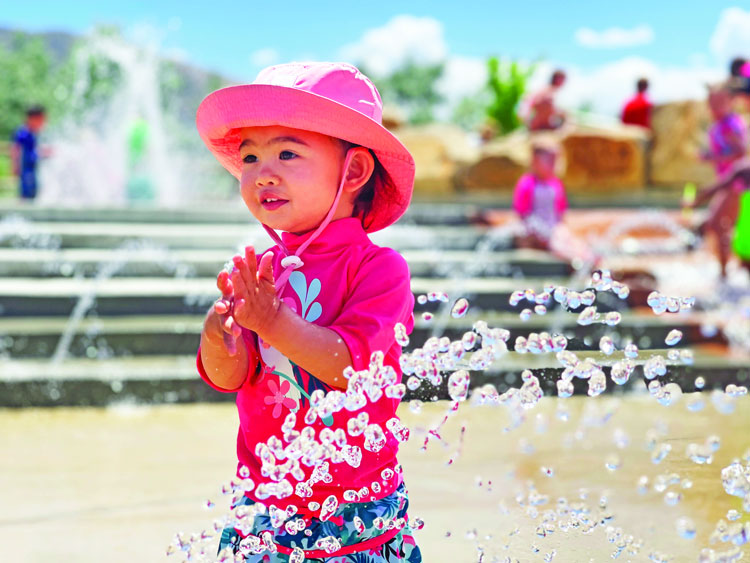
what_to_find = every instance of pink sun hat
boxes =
[196,62,415,233]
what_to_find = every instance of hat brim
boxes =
[196,84,415,233]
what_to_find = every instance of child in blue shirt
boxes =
[11,105,47,200]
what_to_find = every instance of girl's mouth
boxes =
[261,197,289,210]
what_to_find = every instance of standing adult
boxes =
[525,69,567,131]
[621,78,653,129]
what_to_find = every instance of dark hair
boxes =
[730,57,747,77]
[636,78,649,93]
[550,69,566,86]
[26,104,46,117]
[339,141,388,229]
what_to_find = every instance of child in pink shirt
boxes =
[512,141,596,267]
[195,62,422,562]
[697,84,749,278]
[512,143,568,246]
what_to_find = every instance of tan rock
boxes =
[455,124,648,192]
[394,123,479,193]
[649,100,715,187]
[454,130,533,190]
[561,124,648,191]
[381,104,406,131]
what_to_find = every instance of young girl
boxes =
[195,62,422,562]
[697,83,749,278]
[512,141,568,247]
[512,141,597,269]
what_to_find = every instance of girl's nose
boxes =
[255,165,280,187]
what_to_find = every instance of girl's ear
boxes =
[343,147,375,193]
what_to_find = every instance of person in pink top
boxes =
[512,141,596,268]
[195,62,422,562]
[696,83,749,278]
[513,142,568,246]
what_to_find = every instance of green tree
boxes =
[0,33,58,139]
[485,56,534,135]
[372,61,444,125]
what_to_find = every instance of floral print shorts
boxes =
[218,483,422,562]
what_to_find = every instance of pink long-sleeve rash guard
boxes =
[197,217,415,512]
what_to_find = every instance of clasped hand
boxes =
[213,246,279,355]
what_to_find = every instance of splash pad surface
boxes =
[1,398,749,562]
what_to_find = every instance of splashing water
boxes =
[169,267,750,561]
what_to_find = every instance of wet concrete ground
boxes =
[2,395,749,562]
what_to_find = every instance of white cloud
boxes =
[529,57,722,117]
[709,7,750,67]
[339,15,447,76]
[436,55,487,105]
[575,24,654,49]
[250,47,280,68]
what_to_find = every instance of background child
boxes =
[697,83,748,278]
[10,104,46,201]
[690,159,750,277]
[513,141,568,248]
[512,141,596,268]
[196,62,422,562]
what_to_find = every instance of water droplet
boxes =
[605,454,621,471]
[604,311,622,326]
[451,298,469,318]
[448,370,470,402]
[694,376,705,389]
[421,312,433,322]
[394,323,410,347]
[577,306,598,326]
[409,400,423,414]
[535,304,547,315]
[675,517,696,539]
[665,329,683,346]
[599,336,615,355]
[651,443,672,464]
[520,308,532,321]
[417,294,427,305]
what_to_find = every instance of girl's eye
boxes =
[279,150,297,160]
[242,154,257,164]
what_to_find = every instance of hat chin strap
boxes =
[262,149,355,295]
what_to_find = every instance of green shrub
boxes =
[485,56,534,135]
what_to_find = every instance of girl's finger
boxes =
[222,313,235,334]
[245,246,258,281]
[217,270,234,298]
[222,330,237,356]
[222,313,242,337]
[230,268,249,300]
[214,299,230,315]
[233,254,255,291]
[257,251,276,287]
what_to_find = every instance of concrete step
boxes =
[0,311,723,359]
[0,247,572,279]
[0,192,686,224]
[0,221,501,251]
[1,347,746,408]
[0,276,579,317]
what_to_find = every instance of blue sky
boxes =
[3,1,750,114]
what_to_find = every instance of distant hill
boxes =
[0,26,231,126]
[0,27,77,64]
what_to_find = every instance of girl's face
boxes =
[238,125,354,234]
[708,90,732,120]
[532,150,557,178]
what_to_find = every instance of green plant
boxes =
[485,56,534,135]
